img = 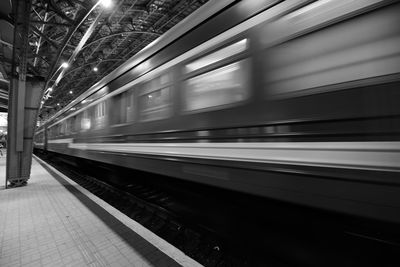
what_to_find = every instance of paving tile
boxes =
[42,259,64,267]
[0,156,199,267]
[23,259,42,267]
[1,260,22,267]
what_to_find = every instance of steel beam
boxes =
[81,30,160,51]
[48,0,75,25]
[46,2,99,85]
[6,0,45,188]
[31,20,71,27]
[30,24,60,49]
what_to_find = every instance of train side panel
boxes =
[34,0,400,223]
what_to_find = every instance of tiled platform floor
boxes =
[0,153,201,267]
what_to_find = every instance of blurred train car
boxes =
[34,0,400,223]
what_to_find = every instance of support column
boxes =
[6,0,45,187]
[6,78,44,187]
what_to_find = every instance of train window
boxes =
[52,126,57,138]
[185,39,248,73]
[52,125,57,137]
[95,101,106,118]
[63,121,68,135]
[72,116,77,133]
[140,87,171,121]
[109,93,124,125]
[184,60,249,111]
[262,2,400,97]
[139,73,172,121]
[66,116,76,134]
[64,120,69,135]
[125,91,135,123]
[76,113,82,131]
[93,101,106,129]
[81,110,91,131]
[59,122,65,136]
[36,132,44,143]
[142,73,170,92]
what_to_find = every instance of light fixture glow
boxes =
[61,62,69,68]
[100,0,112,8]
[93,67,98,72]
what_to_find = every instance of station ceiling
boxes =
[0,0,209,117]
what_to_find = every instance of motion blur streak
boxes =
[35,0,400,223]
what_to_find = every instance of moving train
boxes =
[34,0,400,223]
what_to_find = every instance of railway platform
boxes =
[0,154,200,267]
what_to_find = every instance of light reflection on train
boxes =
[34,0,400,223]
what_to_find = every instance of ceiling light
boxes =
[100,0,112,8]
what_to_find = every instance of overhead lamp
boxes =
[100,0,112,8]
[61,62,69,68]
[93,67,98,72]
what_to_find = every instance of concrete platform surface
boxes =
[0,153,201,267]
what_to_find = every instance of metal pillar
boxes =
[6,78,44,187]
[6,0,45,188]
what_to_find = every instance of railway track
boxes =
[35,151,400,267]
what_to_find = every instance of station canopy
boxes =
[0,0,209,118]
